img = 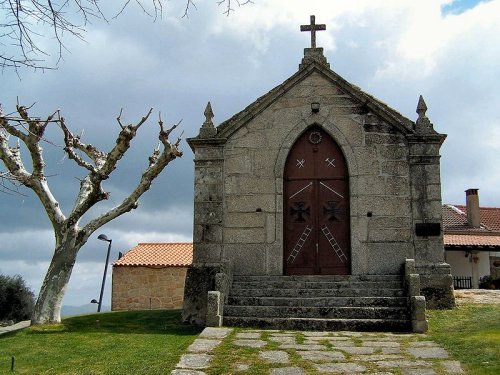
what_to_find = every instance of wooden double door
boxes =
[284,127,350,275]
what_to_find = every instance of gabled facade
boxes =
[183,38,454,326]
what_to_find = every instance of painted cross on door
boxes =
[284,127,350,275]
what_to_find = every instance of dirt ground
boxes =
[454,289,500,304]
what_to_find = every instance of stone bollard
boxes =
[205,291,223,327]
[411,295,428,333]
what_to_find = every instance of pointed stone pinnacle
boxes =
[204,102,214,125]
[199,101,217,138]
[416,95,427,119]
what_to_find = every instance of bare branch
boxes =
[217,0,252,16]
[1,1,250,72]
[0,105,65,227]
[83,114,182,235]
[182,0,197,18]
[59,115,100,173]
[0,171,28,196]
[67,107,155,225]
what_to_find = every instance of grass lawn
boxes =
[0,304,498,374]
[427,303,500,375]
[0,309,201,374]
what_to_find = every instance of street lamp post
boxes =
[92,234,112,312]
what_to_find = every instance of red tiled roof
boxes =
[442,204,500,248]
[444,234,500,247]
[442,204,500,232]
[113,243,193,267]
[454,205,500,231]
[442,205,469,231]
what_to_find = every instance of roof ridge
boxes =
[213,61,416,140]
[453,204,500,210]
[137,242,192,245]
[446,204,465,215]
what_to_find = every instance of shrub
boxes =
[479,275,500,289]
[0,274,35,323]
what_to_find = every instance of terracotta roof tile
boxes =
[442,204,500,232]
[442,205,469,231]
[113,243,193,267]
[444,234,500,247]
[454,205,500,231]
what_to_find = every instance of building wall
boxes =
[446,250,496,279]
[185,63,453,323]
[218,72,420,275]
[112,266,187,311]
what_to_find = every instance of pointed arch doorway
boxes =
[284,126,350,275]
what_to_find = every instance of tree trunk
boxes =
[31,231,82,324]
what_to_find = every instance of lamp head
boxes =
[97,234,111,242]
[311,102,320,113]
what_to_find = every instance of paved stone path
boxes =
[172,328,465,374]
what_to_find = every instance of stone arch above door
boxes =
[274,122,358,179]
[283,126,351,275]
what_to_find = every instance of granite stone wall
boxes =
[184,51,454,324]
[193,71,421,276]
[112,266,187,311]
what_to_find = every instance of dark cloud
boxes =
[1,1,499,307]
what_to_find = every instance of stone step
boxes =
[223,316,411,332]
[227,296,409,308]
[224,274,410,332]
[233,274,402,283]
[224,305,409,320]
[231,280,403,290]
[229,287,405,298]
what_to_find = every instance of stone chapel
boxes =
[183,16,454,332]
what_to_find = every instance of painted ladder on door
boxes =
[287,225,313,263]
[321,224,348,263]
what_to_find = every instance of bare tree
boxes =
[0,0,252,73]
[0,104,182,324]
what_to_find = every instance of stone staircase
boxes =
[223,275,411,332]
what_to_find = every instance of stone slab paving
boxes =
[259,350,290,364]
[172,328,466,374]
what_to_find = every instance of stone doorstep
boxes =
[223,316,411,332]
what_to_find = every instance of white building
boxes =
[443,189,500,289]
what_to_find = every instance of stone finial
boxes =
[204,102,214,125]
[416,95,428,120]
[199,101,217,138]
[415,95,435,134]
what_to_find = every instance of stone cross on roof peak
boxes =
[300,15,326,48]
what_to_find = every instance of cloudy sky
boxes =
[1,0,499,308]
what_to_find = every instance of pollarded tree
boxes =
[0,104,182,324]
